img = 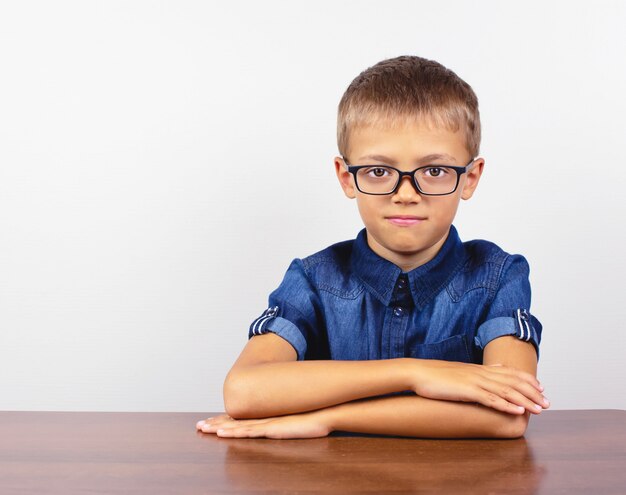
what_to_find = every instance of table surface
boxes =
[1,409,625,494]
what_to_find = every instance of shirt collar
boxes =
[351,225,467,309]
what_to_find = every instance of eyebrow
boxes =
[355,153,459,165]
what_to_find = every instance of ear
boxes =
[335,157,356,199]
[461,158,484,200]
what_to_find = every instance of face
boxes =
[335,120,484,272]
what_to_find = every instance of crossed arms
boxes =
[196,333,549,439]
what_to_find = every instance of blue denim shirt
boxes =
[248,225,542,363]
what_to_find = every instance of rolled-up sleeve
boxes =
[248,259,325,360]
[474,255,543,358]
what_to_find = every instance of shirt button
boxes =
[396,281,406,290]
[393,307,404,317]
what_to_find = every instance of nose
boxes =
[393,175,422,203]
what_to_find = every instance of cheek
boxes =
[429,196,461,221]
[356,197,382,221]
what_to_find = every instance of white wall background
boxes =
[1,0,625,412]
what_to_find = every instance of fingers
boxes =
[485,364,543,392]
[196,418,213,430]
[478,368,550,415]
[478,391,527,415]
[196,414,231,432]
[477,384,546,415]
[215,426,267,438]
[412,360,547,415]
[196,414,231,431]
[197,415,271,435]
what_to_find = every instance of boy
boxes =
[197,55,548,439]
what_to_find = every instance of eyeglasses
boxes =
[342,156,475,196]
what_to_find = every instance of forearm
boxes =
[321,393,529,439]
[224,335,546,422]
[224,358,411,419]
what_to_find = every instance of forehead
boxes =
[348,118,470,164]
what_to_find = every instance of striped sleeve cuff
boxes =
[249,306,280,336]
[474,309,541,358]
[248,307,308,360]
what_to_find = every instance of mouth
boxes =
[386,216,426,227]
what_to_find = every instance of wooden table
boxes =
[1,410,624,494]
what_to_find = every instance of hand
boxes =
[408,359,550,415]
[195,411,332,439]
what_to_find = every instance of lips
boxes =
[386,216,426,226]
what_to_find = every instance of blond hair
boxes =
[337,55,481,159]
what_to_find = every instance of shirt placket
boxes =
[383,274,413,358]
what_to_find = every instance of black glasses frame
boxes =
[342,156,475,196]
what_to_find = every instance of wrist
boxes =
[399,357,422,393]
[312,403,346,433]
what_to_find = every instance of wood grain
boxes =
[1,410,624,494]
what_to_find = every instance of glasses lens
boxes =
[356,166,399,194]
[415,167,458,195]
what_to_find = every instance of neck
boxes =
[366,229,450,272]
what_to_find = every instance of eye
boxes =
[365,167,392,178]
[424,167,447,177]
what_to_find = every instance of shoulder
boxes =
[273,238,355,286]
[287,238,362,298]
[301,238,354,270]
[449,238,529,298]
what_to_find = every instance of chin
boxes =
[367,224,442,258]
[380,234,425,253]
[389,229,445,255]
[391,241,428,255]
